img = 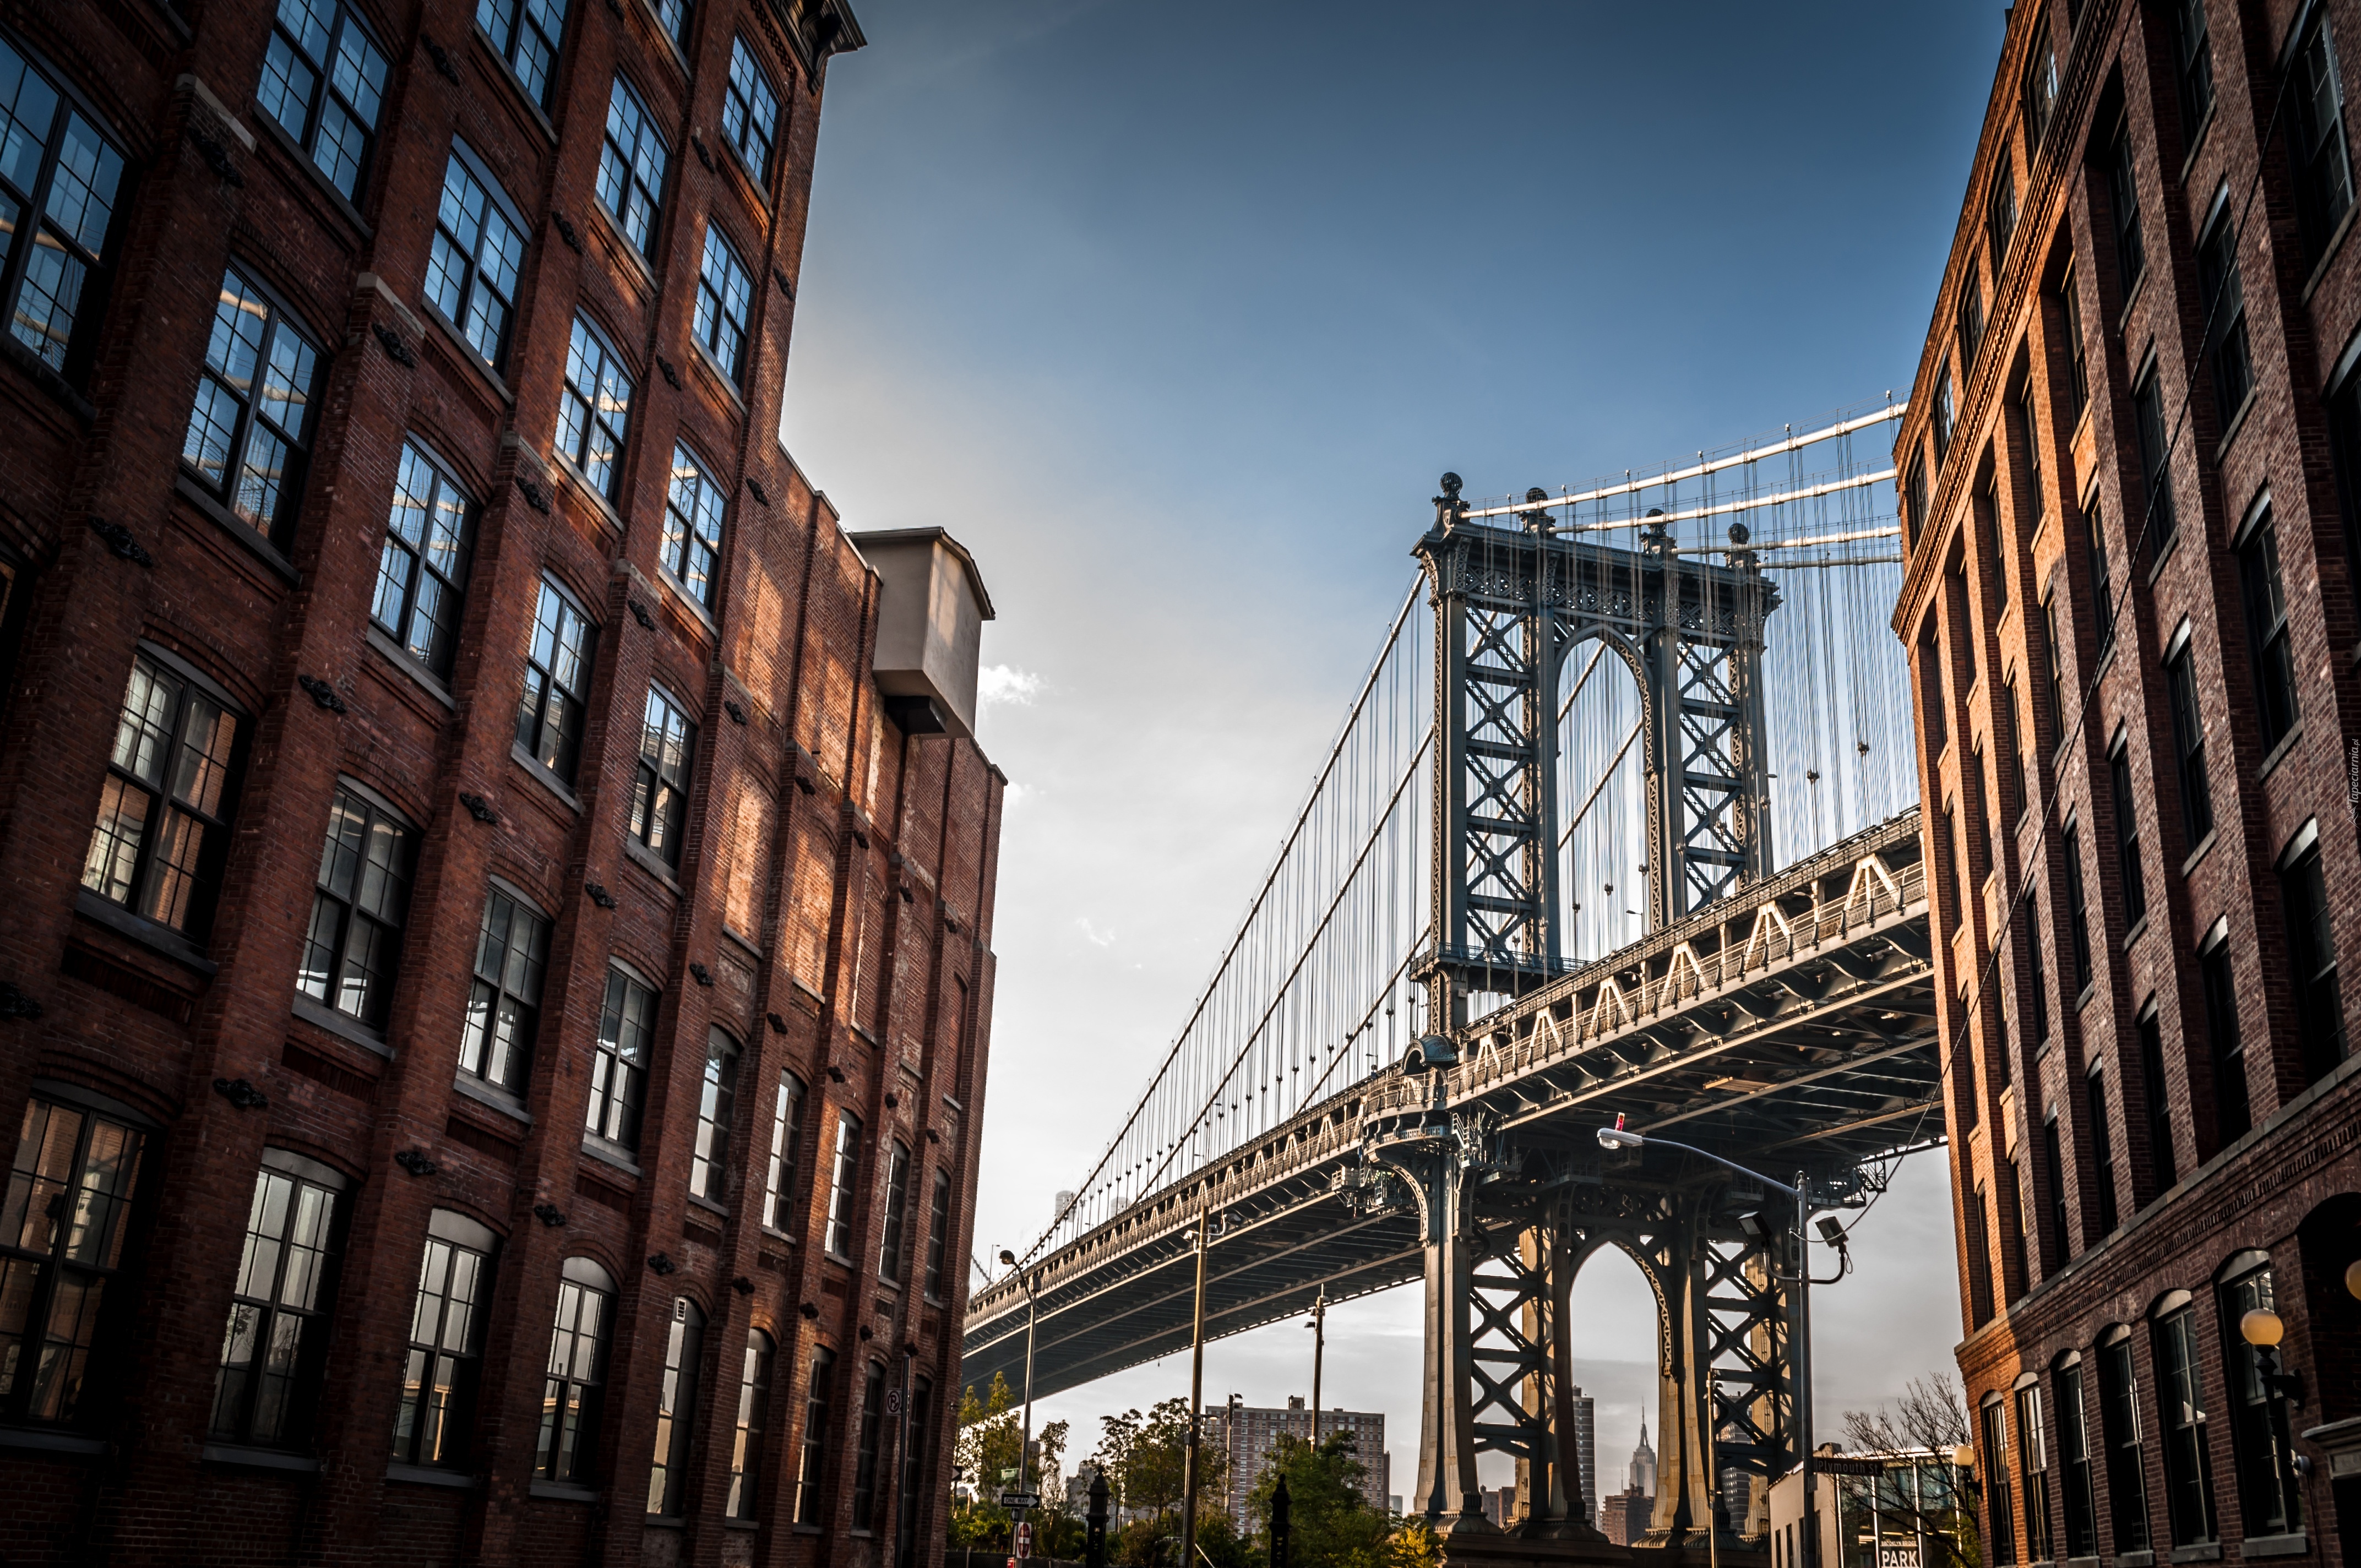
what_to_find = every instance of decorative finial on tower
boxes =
[1434,473,1468,530]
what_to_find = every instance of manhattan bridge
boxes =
[962,402,1939,1557]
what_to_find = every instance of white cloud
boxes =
[978,663,1045,706]
[1074,917,1116,949]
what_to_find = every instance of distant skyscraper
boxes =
[1628,1418,1656,1498]
[1054,1189,1076,1222]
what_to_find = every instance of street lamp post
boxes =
[1598,1121,1842,1566]
[998,1250,1040,1552]
[1180,1211,1213,1568]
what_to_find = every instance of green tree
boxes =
[1246,1431,1392,1568]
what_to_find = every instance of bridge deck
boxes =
[961,809,1936,1402]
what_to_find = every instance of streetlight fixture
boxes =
[1597,1119,1845,1566]
[999,1249,1040,1543]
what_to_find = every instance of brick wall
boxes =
[0,0,1008,1565]
[1894,3,2359,1565]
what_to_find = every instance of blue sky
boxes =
[780,0,2001,1496]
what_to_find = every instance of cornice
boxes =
[1896,0,2125,636]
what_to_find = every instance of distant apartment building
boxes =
[1202,1396,1388,1526]
[1894,3,2360,1566]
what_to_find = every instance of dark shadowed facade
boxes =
[0,0,1013,1565]
[1894,3,2361,1566]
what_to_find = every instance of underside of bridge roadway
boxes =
[963,809,1940,1404]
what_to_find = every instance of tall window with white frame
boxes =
[372,440,475,678]
[728,1329,773,1520]
[424,144,525,368]
[2153,1302,2219,1547]
[1988,167,2017,268]
[765,1070,807,1230]
[1983,1400,2017,1565]
[646,1295,704,1513]
[630,685,696,867]
[2133,366,2176,555]
[80,652,243,940]
[516,578,597,783]
[2056,1358,2099,1559]
[2086,1068,2118,1235]
[695,225,754,383]
[662,444,727,608]
[1959,280,1985,369]
[2237,504,2297,752]
[2098,1332,2151,1553]
[2162,633,2211,847]
[596,76,667,258]
[720,36,780,183]
[2087,509,2114,654]
[2138,1008,2178,1192]
[824,1110,862,1260]
[2173,0,2213,132]
[475,0,570,107]
[585,964,657,1150]
[2019,1382,2054,1564]
[878,1140,911,1286]
[2059,815,2091,995]
[795,1347,837,1525]
[556,314,635,501]
[851,1359,886,1528]
[392,1210,494,1467]
[2107,736,2145,932]
[181,269,323,549]
[0,1093,148,1427]
[536,1258,614,1485]
[296,782,412,1030]
[0,36,130,381]
[210,1152,344,1449]
[1934,364,1957,465]
[2195,193,2253,424]
[2281,828,2348,1083]
[690,1031,739,1204]
[2022,23,2058,149]
[924,1167,951,1302]
[2289,7,2354,265]
[458,886,549,1095]
[255,0,389,201]
[2199,924,2249,1143]
[2058,254,2090,417]
[649,0,690,51]
[2110,127,2146,291]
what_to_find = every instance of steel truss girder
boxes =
[1418,509,1779,1019]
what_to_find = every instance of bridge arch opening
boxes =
[1557,627,1651,964]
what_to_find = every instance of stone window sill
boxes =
[590,198,657,292]
[2255,722,2305,784]
[689,1193,729,1219]
[387,1461,475,1488]
[2181,829,2218,878]
[2240,1533,2308,1558]
[366,624,456,710]
[531,1480,600,1502]
[2166,1545,2219,1564]
[2177,103,2217,189]
[470,24,557,145]
[293,993,393,1059]
[203,1441,319,1472]
[510,741,581,812]
[2215,386,2259,464]
[0,1425,107,1456]
[74,886,217,976]
[2300,200,2360,305]
[624,837,685,895]
[581,1138,643,1179]
[452,1074,532,1125]
[2114,1553,2155,1568]
[689,336,748,416]
[175,470,300,586]
[659,565,719,639]
[250,107,371,238]
[421,300,513,406]
[553,449,627,536]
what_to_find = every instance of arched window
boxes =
[536,1256,616,1484]
[878,1140,912,1284]
[647,1295,705,1514]
[211,1149,346,1447]
[691,1031,741,1202]
[395,1209,497,1467]
[728,1328,774,1518]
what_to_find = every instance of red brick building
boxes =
[1893,3,2360,1566]
[0,0,1012,1565]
